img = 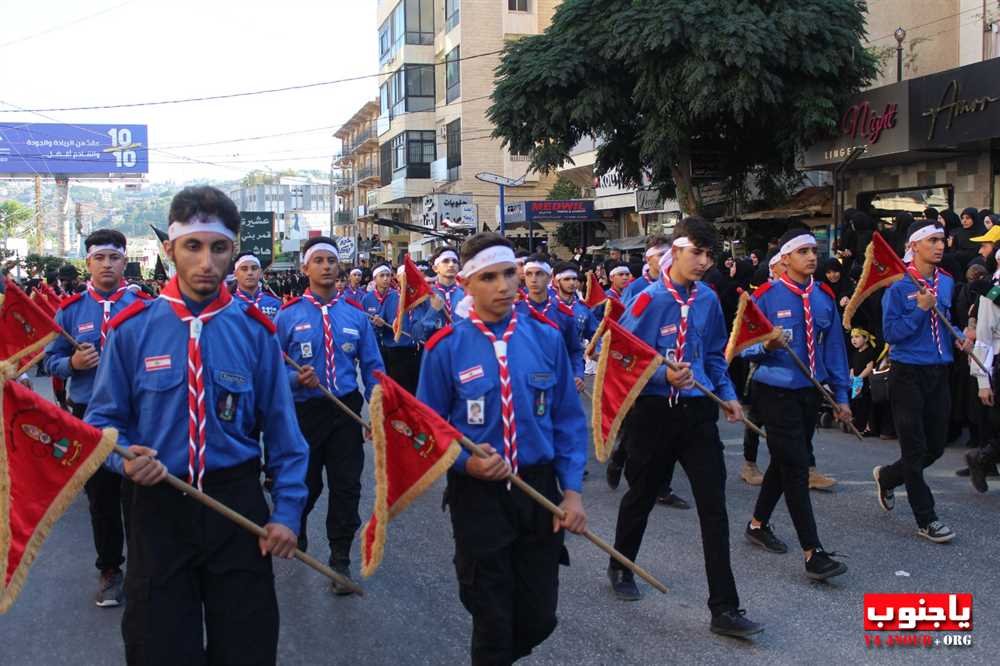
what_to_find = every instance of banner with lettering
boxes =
[238,211,275,270]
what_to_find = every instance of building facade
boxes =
[334,100,380,246]
[228,177,332,258]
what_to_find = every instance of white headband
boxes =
[234,254,261,270]
[167,214,236,242]
[524,260,553,275]
[555,269,578,281]
[86,243,124,260]
[658,237,694,277]
[609,265,631,278]
[779,234,817,257]
[768,253,782,268]
[433,250,459,267]
[645,244,670,258]
[903,225,945,263]
[302,242,339,266]
[458,245,517,279]
[350,268,362,276]
[372,265,393,278]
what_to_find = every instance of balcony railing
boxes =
[335,211,355,225]
[357,165,379,182]
[345,124,377,154]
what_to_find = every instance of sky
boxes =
[0,0,378,183]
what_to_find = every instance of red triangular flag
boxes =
[0,279,61,366]
[583,271,607,309]
[725,290,783,363]
[584,296,628,359]
[361,371,462,577]
[0,380,117,613]
[29,290,56,318]
[842,231,907,329]
[394,255,431,341]
[591,319,664,462]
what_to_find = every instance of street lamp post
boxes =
[894,27,907,82]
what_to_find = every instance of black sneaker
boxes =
[745,522,788,554]
[329,563,357,596]
[607,566,641,601]
[95,568,124,608]
[805,549,847,580]
[965,452,988,493]
[917,521,955,544]
[656,492,690,510]
[710,609,764,638]
[873,466,894,511]
[606,461,623,490]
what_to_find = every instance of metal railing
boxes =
[335,211,355,224]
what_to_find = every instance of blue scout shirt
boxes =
[515,294,584,380]
[233,287,282,320]
[621,279,737,401]
[360,288,397,346]
[344,285,367,303]
[85,293,308,533]
[417,310,588,493]
[275,293,383,401]
[559,294,598,343]
[882,268,956,365]
[622,275,655,304]
[44,287,144,405]
[415,281,465,340]
[362,288,419,349]
[740,278,851,404]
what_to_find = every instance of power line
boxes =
[0,0,139,50]
[867,5,984,43]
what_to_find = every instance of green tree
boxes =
[547,176,582,200]
[488,0,878,216]
[0,200,33,237]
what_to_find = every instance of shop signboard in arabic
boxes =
[525,200,594,222]
[420,193,476,229]
[238,211,274,269]
[909,58,1000,149]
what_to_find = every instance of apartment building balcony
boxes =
[357,164,380,187]
[335,210,355,225]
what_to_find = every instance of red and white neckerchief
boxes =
[301,289,341,392]
[372,287,391,307]
[435,282,460,320]
[526,295,553,318]
[662,279,698,403]
[779,275,817,374]
[906,264,943,357]
[468,307,519,486]
[87,280,128,347]
[608,287,623,301]
[159,278,233,490]
[234,288,263,309]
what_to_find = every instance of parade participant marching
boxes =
[622,235,670,303]
[966,268,1000,491]
[552,261,598,347]
[232,251,282,320]
[739,229,851,580]
[873,219,971,543]
[275,236,384,590]
[605,263,631,303]
[516,255,585,391]
[365,263,422,394]
[416,246,465,338]
[43,229,145,607]
[85,186,309,665]
[417,232,588,664]
[609,217,763,638]
[361,263,395,345]
[345,267,366,302]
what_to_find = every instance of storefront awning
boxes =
[727,187,832,221]
[603,235,647,251]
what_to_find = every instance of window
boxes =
[446,119,461,181]
[381,64,435,119]
[380,143,392,186]
[446,47,461,103]
[385,131,436,179]
[445,0,460,31]
[508,0,528,11]
[378,2,406,64]
[405,0,434,45]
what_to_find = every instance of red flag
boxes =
[0,380,117,613]
[583,271,606,309]
[842,231,907,329]
[30,290,56,318]
[361,371,462,577]
[0,279,61,366]
[394,254,431,341]
[724,290,783,363]
[591,319,664,462]
[584,297,628,359]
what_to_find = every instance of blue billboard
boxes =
[0,123,149,176]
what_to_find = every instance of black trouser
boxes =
[851,385,872,433]
[743,400,761,463]
[751,383,822,551]
[446,465,567,666]
[610,412,676,493]
[73,402,132,572]
[612,396,739,616]
[123,459,278,666]
[296,392,364,566]
[380,345,422,395]
[879,363,950,528]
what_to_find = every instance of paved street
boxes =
[2,378,997,664]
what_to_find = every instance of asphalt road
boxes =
[2,377,997,664]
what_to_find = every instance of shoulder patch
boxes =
[557,301,575,317]
[345,297,364,311]
[818,282,836,301]
[425,325,454,351]
[752,281,774,299]
[529,308,559,329]
[244,304,277,333]
[108,299,148,329]
[631,291,653,318]
[59,292,83,310]
[279,296,302,310]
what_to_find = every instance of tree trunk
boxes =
[671,143,701,217]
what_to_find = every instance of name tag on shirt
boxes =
[467,397,485,425]
[777,309,793,319]
[660,324,677,336]
[300,342,313,358]
[144,355,171,372]
[78,321,95,333]
[294,323,312,332]
[459,365,484,383]
[343,327,360,337]
[907,292,919,301]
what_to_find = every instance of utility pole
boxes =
[34,175,43,252]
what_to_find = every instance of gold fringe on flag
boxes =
[842,239,905,330]
[724,292,782,363]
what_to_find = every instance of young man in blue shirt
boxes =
[86,186,309,665]
[874,220,971,543]
[622,235,670,304]
[610,217,763,638]
[44,228,145,607]
[415,246,465,339]
[231,251,282,319]
[344,267,366,302]
[364,263,422,393]
[740,229,850,580]
[275,236,384,591]
[418,233,588,664]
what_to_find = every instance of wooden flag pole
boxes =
[282,355,669,594]
[365,313,414,340]
[112,444,364,596]
[776,339,864,441]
